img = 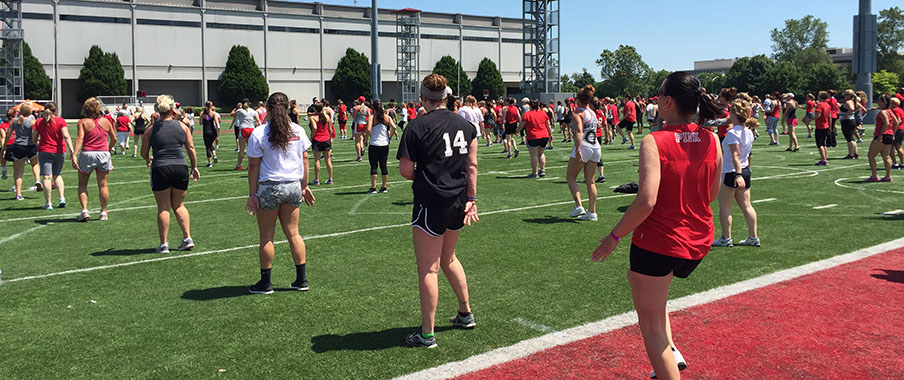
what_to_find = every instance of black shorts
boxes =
[313,140,332,152]
[504,122,518,135]
[840,119,857,142]
[527,138,549,149]
[722,167,752,189]
[133,128,145,135]
[411,197,465,237]
[9,144,37,161]
[895,130,904,146]
[618,119,635,131]
[814,128,828,147]
[150,165,189,192]
[629,244,703,279]
[875,134,894,145]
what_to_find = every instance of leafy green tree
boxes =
[570,69,596,89]
[644,69,672,97]
[77,45,127,103]
[218,45,269,106]
[724,55,774,95]
[331,48,371,103]
[878,7,904,88]
[23,42,51,100]
[804,61,848,95]
[762,62,805,97]
[470,58,504,100]
[696,72,727,93]
[432,56,471,97]
[770,15,829,65]
[560,74,578,93]
[873,70,900,96]
[595,45,651,97]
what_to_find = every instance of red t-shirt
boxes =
[104,114,114,126]
[338,104,348,121]
[522,110,550,140]
[806,100,815,114]
[35,116,68,153]
[494,106,503,120]
[633,123,718,260]
[828,97,839,118]
[116,115,131,132]
[894,108,904,131]
[624,101,637,122]
[504,105,520,124]
[814,101,831,130]
[0,121,12,146]
[717,108,731,138]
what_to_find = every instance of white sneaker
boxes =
[77,210,90,222]
[156,243,170,254]
[577,212,598,221]
[736,236,761,247]
[99,211,108,221]
[569,206,586,217]
[712,237,733,247]
[650,347,687,379]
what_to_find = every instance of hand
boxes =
[734,175,746,189]
[70,158,80,171]
[301,187,316,206]
[592,234,619,262]
[575,148,583,162]
[146,159,151,168]
[191,168,201,182]
[463,201,479,226]
[245,195,259,215]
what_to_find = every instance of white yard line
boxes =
[881,209,904,215]
[834,177,904,195]
[511,318,557,334]
[392,237,904,380]
[2,194,632,283]
[813,204,838,210]
[751,198,777,203]
[0,224,49,245]
[537,176,560,181]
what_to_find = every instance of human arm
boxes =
[71,121,86,169]
[711,134,724,202]
[183,125,200,181]
[572,115,583,158]
[245,157,261,214]
[516,118,527,134]
[140,125,153,165]
[61,124,75,158]
[387,116,398,139]
[729,142,744,188]
[399,157,415,180]
[592,134,661,262]
[463,137,479,226]
[301,151,314,206]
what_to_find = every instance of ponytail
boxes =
[265,92,292,151]
[696,91,723,123]
[42,102,58,126]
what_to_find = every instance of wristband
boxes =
[249,193,257,198]
[609,231,621,242]
[467,196,477,202]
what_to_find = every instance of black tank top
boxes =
[289,110,299,123]
[150,119,186,168]
[134,117,147,131]
[202,113,217,132]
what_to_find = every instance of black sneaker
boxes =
[290,280,309,291]
[378,187,388,193]
[367,187,377,194]
[249,280,274,295]
[595,176,606,183]
[405,327,437,348]
[450,312,476,328]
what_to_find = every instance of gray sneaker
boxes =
[712,237,733,247]
[405,327,437,348]
[156,243,170,254]
[450,312,476,328]
[736,237,761,247]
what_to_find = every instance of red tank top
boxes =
[83,118,110,151]
[875,110,895,136]
[633,123,719,261]
[717,109,731,138]
[312,117,331,142]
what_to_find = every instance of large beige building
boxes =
[20,0,526,116]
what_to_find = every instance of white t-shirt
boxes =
[235,108,259,129]
[645,104,655,119]
[721,124,754,173]
[457,106,482,134]
[555,105,564,120]
[763,99,773,114]
[246,122,311,182]
[400,107,409,122]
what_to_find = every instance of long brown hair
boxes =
[373,100,386,123]
[266,92,293,151]
[42,102,58,125]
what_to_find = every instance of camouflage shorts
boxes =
[257,180,302,210]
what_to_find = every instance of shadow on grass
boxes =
[91,248,158,256]
[523,216,577,224]
[871,269,904,284]
[495,175,534,180]
[616,205,629,213]
[181,286,268,301]
[392,200,413,206]
[310,326,452,352]
[2,205,44,211]
[33,218,80,225]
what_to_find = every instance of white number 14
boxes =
[442,130,468,157]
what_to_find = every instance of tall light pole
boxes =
[370,0,381,100]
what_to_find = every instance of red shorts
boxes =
[339,120,347,130]
[355,123,367,134]
[241,128,254,139]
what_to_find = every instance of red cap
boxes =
[175,102,181,107]
[896,93,904,101]
[357,96,366,102]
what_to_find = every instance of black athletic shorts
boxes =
[619,119,635,131]
[9,144,37,161]
[411,196,466,237]
[722,167,752,189]
[629,244,703,279]
[814,128,828,147]
[527,138,549,149]
[895,129,904,146]
[3,144,12,161]
[875,134,894,145]
[504,122,518,135]
[150,165,189,192]
[313,140,332,152]
[840,119,857,142]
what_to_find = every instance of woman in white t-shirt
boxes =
[713,97,760,248]
[244,92,315,295]
[234,99,259,171]
[367,100,398,194]
[457,95,484,142]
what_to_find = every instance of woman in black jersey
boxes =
[201,101,220,167]
[131,106,149,158]
[398,74,480,348]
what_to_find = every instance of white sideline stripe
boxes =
[882,209,904,215]
[751,198,776,203]
[3,194,632,283]
[813,204,838,210]
[392,237,904,380]
[537,176,560,181]
[0,224,48,245]
[511,318,556,334]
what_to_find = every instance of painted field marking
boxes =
[0,224,49,245]
[813,204,837,210]
[511,318,557,334]
[835,177,904,195]
[3,194,633,283]
[882,209,904,215]
[751,198,777,203]
[537,177,560,181]
[392,237,904,380]
[348,196,371,215]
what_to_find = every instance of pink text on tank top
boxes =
[633,123,719,261]
[83,119,110,151]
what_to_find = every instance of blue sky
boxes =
[323,0,901,79]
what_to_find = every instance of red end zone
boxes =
[457,248,904,380]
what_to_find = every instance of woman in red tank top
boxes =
[72,97,117,221]
[591,72,724,380]
[866,94,900,182]
[309,102,333,185]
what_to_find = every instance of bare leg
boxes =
[153,189,172,245]
[718,185,734,239]
[529,147,539,174]
[12,158,24,197]
[629,270,680,380]
[96,170,110,212]
[868,140,881,178]
[313,150,322,181]
[566,157,584,209]
[439,229,471,314]
[77,171,91,210]
[583,160,598,213]
[278,204,305,265]
[413,227,444,335]
[255,207,279,270]
[170,188,191,240]
[881,145,893,178]
[42,174,53,204]
[326,151,333,180]
[54,175,65,201]
[734,187,758,238]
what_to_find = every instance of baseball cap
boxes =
[357,96,366,102]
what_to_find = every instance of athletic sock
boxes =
[260,268,272,284]
[420,331,435,339]
[295,264,306,283]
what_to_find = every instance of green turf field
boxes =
[0,115,900,379]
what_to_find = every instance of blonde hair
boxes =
[82,97,103,119]
[464,95,477,107]
[17,102,33,124]
[135,106,144,115]
[155,95,175,115]
[843,89,856,98]
[730,98,759,130]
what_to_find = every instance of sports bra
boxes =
[571,108,599,146]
